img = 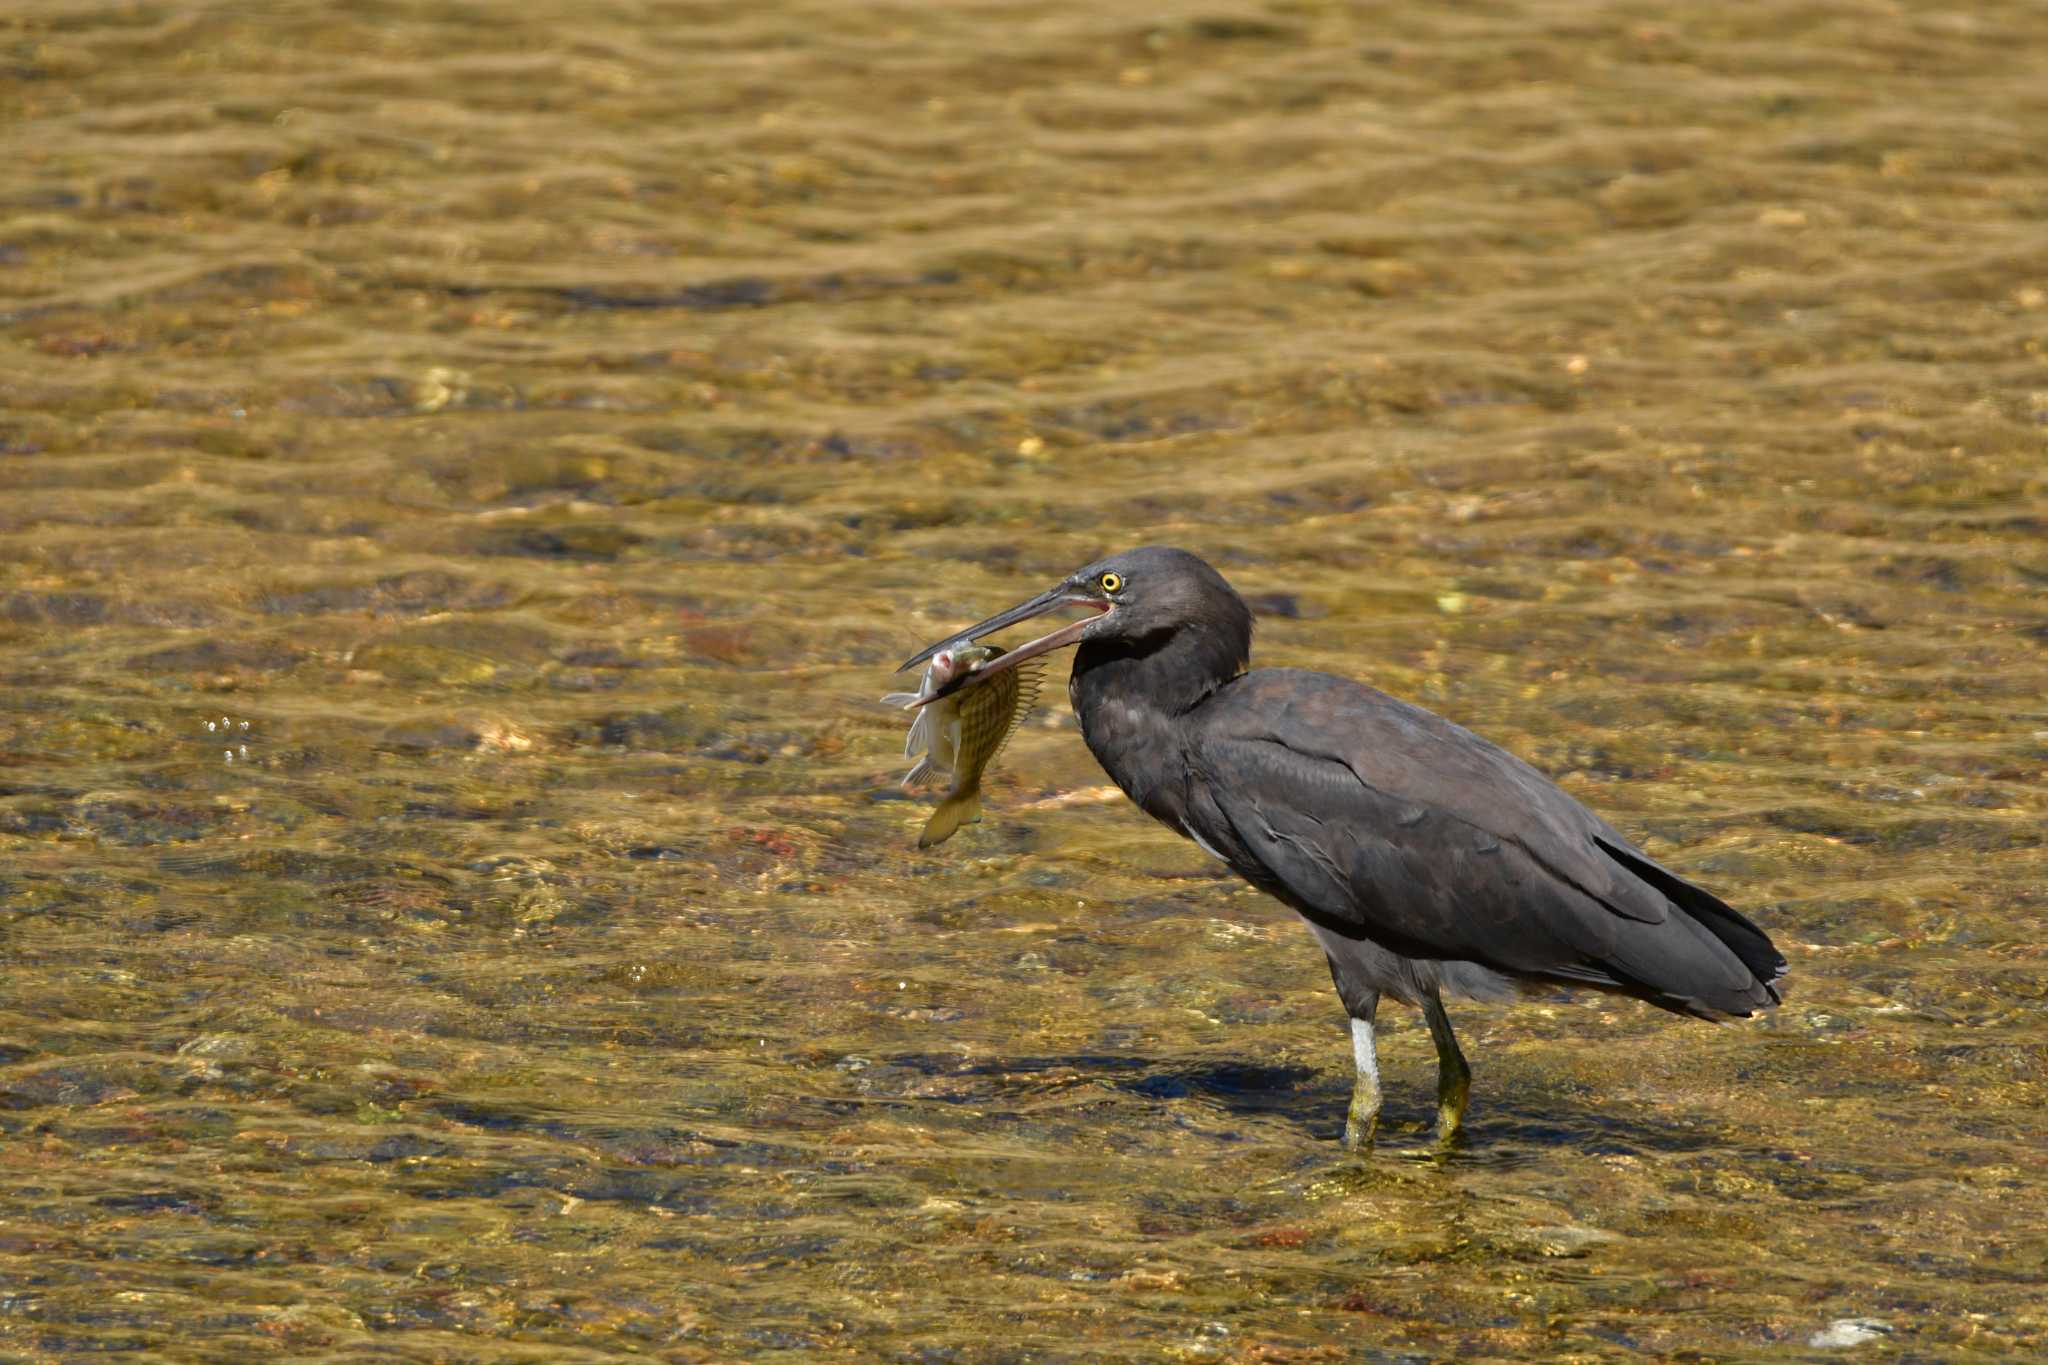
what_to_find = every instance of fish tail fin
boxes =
[918,789,982,848]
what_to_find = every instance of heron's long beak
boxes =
[897,584,1108,706]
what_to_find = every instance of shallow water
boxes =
[3,0,2045,1358]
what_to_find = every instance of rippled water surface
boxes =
[4,0,2046,1358]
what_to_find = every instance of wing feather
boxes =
[1186,670,1780,1016]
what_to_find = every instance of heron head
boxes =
[897,546,1250,704]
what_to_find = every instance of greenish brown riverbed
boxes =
[3,0,2046,1358]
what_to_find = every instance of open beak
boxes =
[897,584,1108,706]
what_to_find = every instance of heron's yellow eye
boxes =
[1099,571,1123,594]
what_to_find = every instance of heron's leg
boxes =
[1420,990,1470,1138]
[1339,992,1382,1150]
[1323,953,1382,1149]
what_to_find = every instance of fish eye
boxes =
[1099,571,1123,594]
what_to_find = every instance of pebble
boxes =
[1808,1319,1891,1349]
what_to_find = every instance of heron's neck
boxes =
[1069,622,1248,823]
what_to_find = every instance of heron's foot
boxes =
[1434,1066,1470,1141]
[1341,1081,1382,1150]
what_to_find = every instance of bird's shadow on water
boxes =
[912,1052,1730,1167]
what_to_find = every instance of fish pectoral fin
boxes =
[902,707,934,759]
[917,790,983,848]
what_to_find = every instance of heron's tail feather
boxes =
[1595,838,1788,1001]
[918,790,981,848]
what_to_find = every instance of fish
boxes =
[881,642,1044,847]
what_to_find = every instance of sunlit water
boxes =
[3,0,2045,1357]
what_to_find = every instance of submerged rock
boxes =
[1807,1319,1892,1349]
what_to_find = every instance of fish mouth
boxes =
[898,586,1110,707]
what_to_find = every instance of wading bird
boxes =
[900,547,1785,1146]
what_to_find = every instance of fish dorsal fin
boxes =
[990,659,1046,763]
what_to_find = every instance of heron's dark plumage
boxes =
[1173,669,1783,1019]
[905,545,1786,1142]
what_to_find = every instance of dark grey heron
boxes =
[900,546,1785,1146]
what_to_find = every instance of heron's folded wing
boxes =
[1190,671,1779,1014]
[1189,730,1617,973]
[1203,669,1681,912]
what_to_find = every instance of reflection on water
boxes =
[3,0,2045,1356]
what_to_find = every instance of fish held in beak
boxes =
[897,585,1108,707]
[879,643,1044,847]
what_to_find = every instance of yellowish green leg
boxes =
[1422,991,1471,1139]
